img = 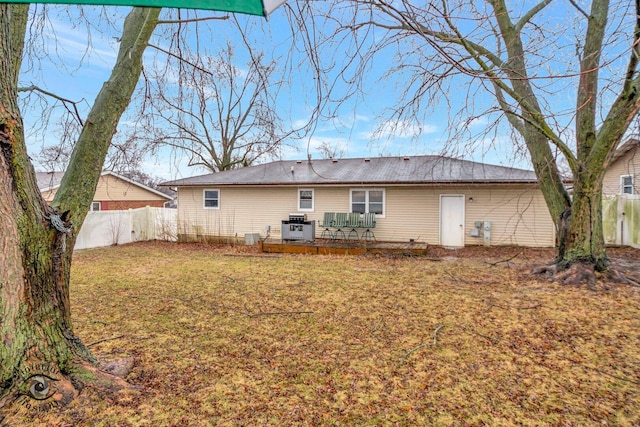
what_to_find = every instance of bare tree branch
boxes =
[147,43,213,76]
[136,40,296,173]
[515,0,554,33]
[18,84,85,126]
[567,0,590,19]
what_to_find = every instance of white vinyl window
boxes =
[90,201,101,211]
[350,189,385,217]
[298,189,314,211]
[203,189,220,209]
[621,175,634,194]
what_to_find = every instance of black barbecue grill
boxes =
[287,214,307,223]
[281,214,315,241]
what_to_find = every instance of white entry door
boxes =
[440,195,465,248]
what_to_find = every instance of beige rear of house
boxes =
[175,183,555,247]
[39,171,172,210]
[91,174,170,210]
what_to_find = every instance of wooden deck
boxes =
[259,238,429,256]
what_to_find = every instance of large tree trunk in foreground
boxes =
[335,0,640,284]
[0,5,160,416]
[551,0,640,284]
[559,175,606,270]
[490,0,638,283]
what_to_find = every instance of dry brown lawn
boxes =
[12,242,640,426]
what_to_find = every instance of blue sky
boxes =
[18,4,517,181]
[18,2,635,181]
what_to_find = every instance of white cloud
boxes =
[141,154,210,182]
[308,135,350,150]
[292,118,312,129]
[45,17,118,70]
[278,143,302,160]
[354,114,371,123]
[305,135,351,158]
[359,120,438,140]
[466,116,489,129]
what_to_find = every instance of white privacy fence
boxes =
[74,207,177,250]
[603,194,640,249]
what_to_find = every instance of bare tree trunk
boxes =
[554,0,639,279]
[0,5,160,414]
[310,0,639,283]
[560,172,607,270]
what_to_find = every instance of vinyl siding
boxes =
[177,184,555,247]
[41,189,56,202]
[603,146,640,195]
[178,187,295,238]
[460,186,555,247]
[93,174,168,201]
[41,175,168,206]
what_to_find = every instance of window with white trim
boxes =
[90,201,101,211]
[203,189,220,209]
[298,189,314,211]
[350,189,385,216]
[621,175,634,194]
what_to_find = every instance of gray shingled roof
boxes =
[36,171,65,191]
[612,138,639,162]
[161,155,538,187]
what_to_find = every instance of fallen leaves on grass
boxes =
[17,242,640,426]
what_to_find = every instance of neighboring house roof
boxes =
[36,170,173,200]
[36,171,66,193]
[611,137,639,163]
[161,155,539,187]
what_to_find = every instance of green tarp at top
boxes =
[3,0,287,16]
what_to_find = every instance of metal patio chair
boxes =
[347,212,361,240]
[360,213,376,241]
[320,212,336,239]
[333,212,349,240]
